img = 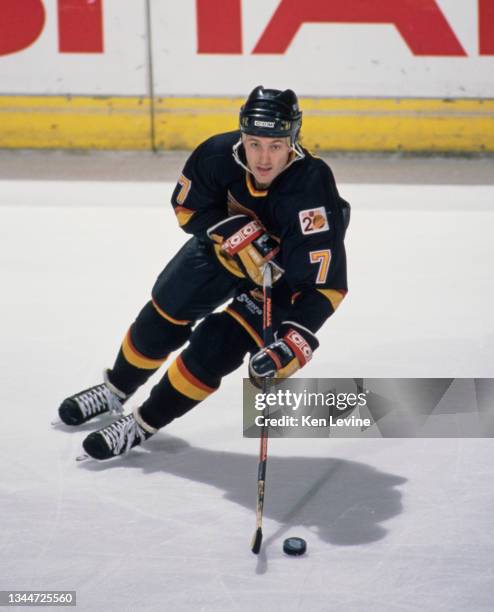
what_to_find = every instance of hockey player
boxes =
[57,86,350,460]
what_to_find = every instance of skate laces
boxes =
[74,384,124,419]
[101,414,147,456]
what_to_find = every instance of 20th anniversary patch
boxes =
[298,206,330,235]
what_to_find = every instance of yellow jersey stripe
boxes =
[225,307,263,348]
[122,329,168,370]
[317,288,347,311]
[167,356,216,401]
[246,173,268,197]
[152,299,191,326]
[174,205,195,227]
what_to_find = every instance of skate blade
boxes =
[76,453,90,462]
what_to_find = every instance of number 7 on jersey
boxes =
[309,249,331,284]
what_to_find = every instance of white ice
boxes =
[1,177,494,611]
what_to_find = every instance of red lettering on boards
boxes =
[196,0,242,53]
[58,0,103,53]
[479,0,494,55]
[0,0,45,56]
[253,0,466,56]
[0,0,103,56]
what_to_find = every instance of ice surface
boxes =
[1,177,494,611]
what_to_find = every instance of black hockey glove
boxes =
[249,322,319,387]
[207,215,283,285]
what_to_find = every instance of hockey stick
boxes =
[251,262,274,555]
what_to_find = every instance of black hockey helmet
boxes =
[239,85,302,143]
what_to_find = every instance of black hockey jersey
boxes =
[171,131,349,334]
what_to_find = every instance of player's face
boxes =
[242,135,291,187]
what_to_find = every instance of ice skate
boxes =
[80,408,157,461]
[56,370,128,426]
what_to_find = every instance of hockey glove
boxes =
[207,215,282,286]
[249,322,319,387]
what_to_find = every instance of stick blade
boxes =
[251,527,263,554]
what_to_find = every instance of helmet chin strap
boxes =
[232,139,252,174]
[288,141,306,166]
[232,138,305,177]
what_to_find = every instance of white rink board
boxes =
[0,0,148,95]
[0,0,493,97]
[151,0,494,97]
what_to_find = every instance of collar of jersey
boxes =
[246,172,268,197]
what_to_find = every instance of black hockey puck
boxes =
[283,537,307,556]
